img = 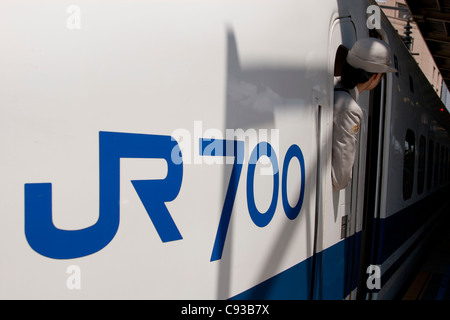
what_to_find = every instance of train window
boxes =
[447,147,450,182]
[394,55,399,77]
[434,143,440,187]
[446,147,449,183]
[403,129,415,200]
[441,145,445,185]
[443,146,446,184]
[427,140,434,190]
[445,146,448,183]
[447,148,450,182]
[417,135,426,194]
[409,75,414,93]
[444,146,447,183]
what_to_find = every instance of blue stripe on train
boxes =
[312,232,362,299]
[230,254,314,300]
[230,232,362,300]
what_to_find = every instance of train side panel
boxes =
[0,0,335,299]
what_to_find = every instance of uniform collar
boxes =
[351,86,360,102]
[335,80,360,103]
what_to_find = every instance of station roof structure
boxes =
[406,0,450,89]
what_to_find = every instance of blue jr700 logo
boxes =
[25,131,305,261]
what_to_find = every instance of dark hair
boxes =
[340,61,375,90]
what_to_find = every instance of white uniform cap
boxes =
[346,38,397,73]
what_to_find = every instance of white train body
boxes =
[0,0,448,299]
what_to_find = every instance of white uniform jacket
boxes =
[331,86,363,190]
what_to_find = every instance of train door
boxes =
[312,15,357,300]
[356,30,388,300]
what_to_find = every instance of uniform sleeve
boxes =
[331,95,363,190]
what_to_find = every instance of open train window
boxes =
[403,129,415,200]
[417,135,426,194]
[427,140,434,190]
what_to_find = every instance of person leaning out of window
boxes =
[332,38,397,190]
